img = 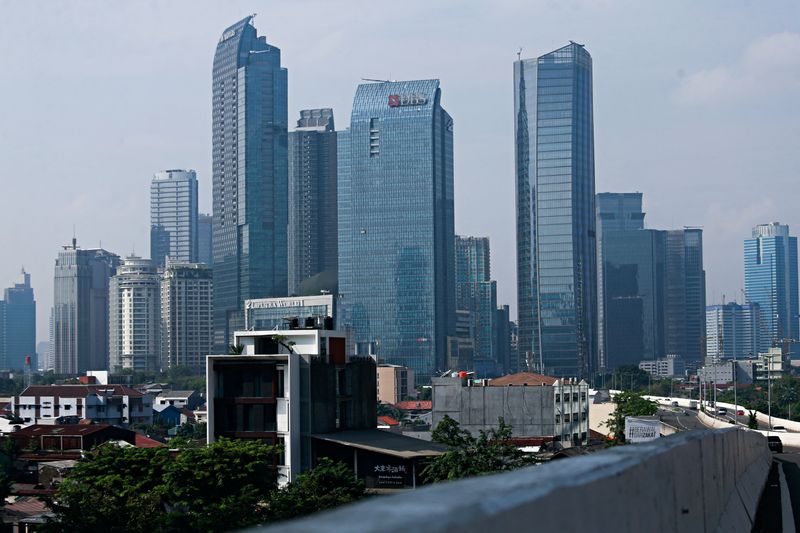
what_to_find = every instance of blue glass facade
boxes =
[744,223,799,352]
[602,229,666,369]
[706,302,760,360]
[664,229,706,362]
[150,169,199,268]
[514,43,597,377]
[212,17,288,351]
[338,80,455,381]
[0,270,36,370]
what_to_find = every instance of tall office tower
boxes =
[150,169,199,268]
[744,223,799,352]
[198,213,213,266]
[664,229,706,362]
[455,236,497,376]
[109,256,161,372]
[595,192,646,370]
[212,16,288,350]
[706,302,760,361]
[514,43,597,378]
[495,304,513,374]
[0,269,36,370]
[602,229,667,369]
[288,109,338,295]
[338,80,455,381]
[53,239,120,374]
[161,262,213,372]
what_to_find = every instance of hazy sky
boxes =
[1,0,798,343]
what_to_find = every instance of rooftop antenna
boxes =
[361,78,392,83]
[517,47,522,61]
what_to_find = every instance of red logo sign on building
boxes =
[388,94,400,107]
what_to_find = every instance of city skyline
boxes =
[0,2,799,342]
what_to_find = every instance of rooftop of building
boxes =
[392,400,432,411]
[156,390,198,399]
[18,384,144,398]
[312,430,447,459]
[13,423,127,437]
[489,372,559,387]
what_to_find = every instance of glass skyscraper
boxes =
[514,43,597,378]
[150,169,199,268]
[596,192,646,370]
[0,269,36,370]
[744,223,799,352]
[706,302,760,361]
[455,236,497,376]
[198,213,213,266]
[338,79,455,381]
[212,16,288,350]
[288,108,338,295]
[53,239,120,374]
[664,229,706,362]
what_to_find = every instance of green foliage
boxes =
[44,439,279,533]
[604,391,659,443]
[417,386,432,401]
[228,344,245,355]
[174,422,207,444]
[267,458,365,522]
[376,402,406,422]
[717,377,800,421]
[748,411,759,430]
[422,415,537,483]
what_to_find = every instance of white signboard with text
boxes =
[624,417,661,443]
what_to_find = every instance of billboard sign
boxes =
[624,417,661,443]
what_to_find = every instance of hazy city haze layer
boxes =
[0,0,798,342]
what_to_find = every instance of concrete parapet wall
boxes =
[261,428,771,533]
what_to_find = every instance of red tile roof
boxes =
[19,384,144,398]
[392,400,432,411]
[135,434,166,448]
[489,372,558,387]
[1,496,50,517]
[377,416,400,426]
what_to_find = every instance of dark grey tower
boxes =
[212,16,288,350]
[53,239,120,374]
[288,108,338,295]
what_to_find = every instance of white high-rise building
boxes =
[109,256,161,372]
[161,262,213,372]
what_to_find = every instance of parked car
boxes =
[768,436,784,453]
[772,426,788,432]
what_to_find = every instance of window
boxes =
[564,413,571,422]
[572,393,578,402]
[581,412,587,421]
[555,393,560,402]
[581,392,586,401]
[555,414,561,423]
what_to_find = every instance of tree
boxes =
[267,458,365,522]
[421,415,537,483]
[228,344,245,355]
[604,391,658,443]
[376,402,406,422]
[44,439,280,532]
[748,411,759,430]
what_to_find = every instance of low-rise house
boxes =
[10,385,153,426]
[153,404,182,427]
[11,424,136,454]
[155,390,203,410]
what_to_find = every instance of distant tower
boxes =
[212,16,288,351]
[744,223,799,352]
[109,256,161,372]
[53,239,120,374]
[288,109,338,295]
[151,169,199,267]
[161,262,213,372]
[0,268,36,370]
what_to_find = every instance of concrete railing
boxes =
[261,428,771,533]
